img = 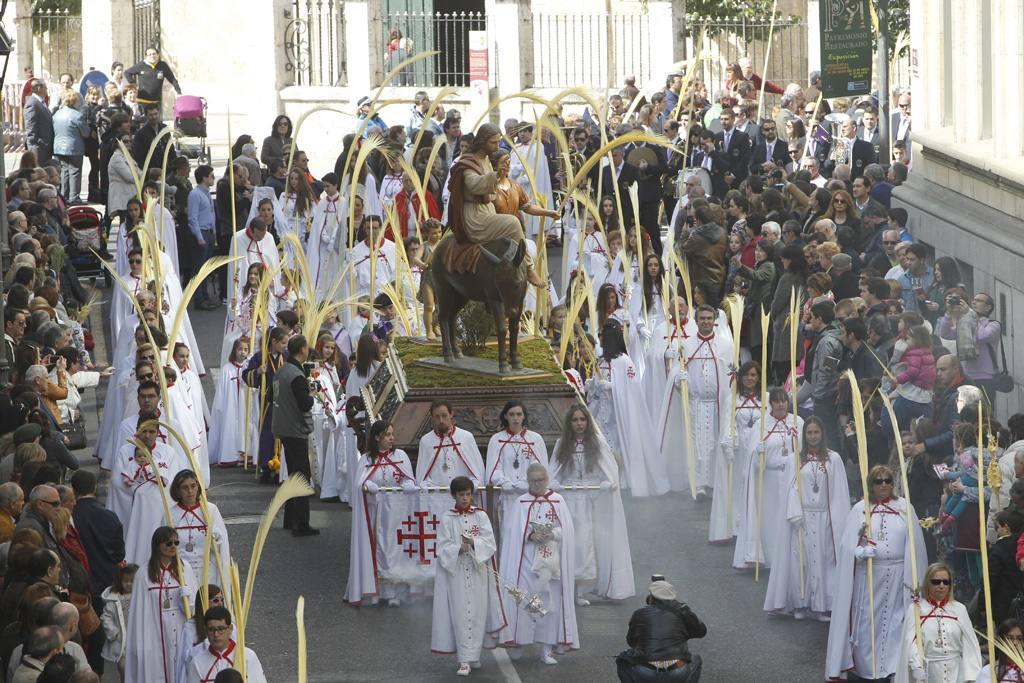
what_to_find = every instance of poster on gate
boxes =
[818,0,873,98]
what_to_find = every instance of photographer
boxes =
[271,335,319,537]
[937,289,1003,400]
[616,579,706,682]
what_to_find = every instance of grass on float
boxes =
[395,336,561,388]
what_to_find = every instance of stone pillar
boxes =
[670,0,687,67]
[992,0,1024,159]
[951,0,983,144]
[344,0,383,92]
[81,0,132,75]
[647,2,674,88]
[910,0,944,131]
[485,0,530,98]
[13,0,32,78]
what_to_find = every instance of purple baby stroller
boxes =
[173,95,210,164]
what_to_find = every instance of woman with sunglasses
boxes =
[824,189,860,231]
[894,562,982,683]
[826,464,927,680]
[125,526,197,683]
[764,416,850,620]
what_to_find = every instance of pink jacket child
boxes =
[894,346,936,390]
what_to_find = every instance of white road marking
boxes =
[490,648,523,683]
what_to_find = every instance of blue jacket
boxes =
[52,105,90,156]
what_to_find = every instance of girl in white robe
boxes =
[732,388,801,570]
[641,300,695,416]
[430,476,507,676]
[343,335,380,503]
[172,343,209,471]
[280,168,318,254]
[763,416,850,620]
[305,179,349,299]
[894,563,983,683]
[208,338,253,467]
[485,400,549,528]
[729,361,762,536]
[549,403,635,603]
[345,420,417,606]
[167,470,231,591]
[125,526,198,683]
[826,465,927,681]
[585,319,668,497]
[976,620,1024,682]
[562,213,609,290]
[311,332,343,499]
[221,263,262,365]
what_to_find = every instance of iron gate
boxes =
[133,0,161,61]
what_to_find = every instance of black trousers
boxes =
[279,435,313,530]
[639,200,663,255]
[616,655,702,682]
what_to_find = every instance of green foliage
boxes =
[456,302,494,354]
[395,337,562,389]
[682,0,783,21]
[879,0,910,59]
[31,0,81,14]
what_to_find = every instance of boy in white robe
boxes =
[499,463,579,664]
[184,606,266,683]
[417,400,485,487]
[226,216,280,309]
[349,215,397,298]
[430,476,507,676]
[305,173,345,298]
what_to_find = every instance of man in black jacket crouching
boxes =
[617,579,706,682]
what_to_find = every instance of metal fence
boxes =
[285,0,347,87]
[2,83,27,152]
[382,11,486,87]
[532,12,651,89]
[30,8,82,80]
[683,14,807,98]
[133,0,160,61]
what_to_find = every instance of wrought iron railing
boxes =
[285,0,347,87]
[531,12,651,89]
[381,11,486,87]
[132,0,160,61]
[30,7,82,79]
[682,14,806,98]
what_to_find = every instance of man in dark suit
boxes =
[23,79,54,164]
[132,102,177,171]
[714,109,750,190]
[748,120,789,177]
[890,93,912,162]
[599,146,637,225]
[70,469,123,673]
[694,130,730,199]
[830,117,877,178]
[623,140,668,254]
[805,109,833,178]
[857,108,881,160]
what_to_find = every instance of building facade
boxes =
[896,0,1024,415]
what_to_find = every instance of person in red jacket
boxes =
[391,172,439,240]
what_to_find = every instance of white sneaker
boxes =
[793,608,807,620]
[456,662,471,676]
[388,598,402,607]
[541,654,559,665]
[470,661,481,669]
[816,612,831,623]
[575,595,590,606]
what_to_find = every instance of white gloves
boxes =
[853,544,877,560]
[664,348,678,360]
[757,443,767,457]
[599,481,612,491]
[674,369,689,386]
[514,480,529,493]
[639,326,652,342]
[721,442,735,463]
[790,516,804,529]
[401,480,419,494]
[549,481,561,492]
[364,481,379,494]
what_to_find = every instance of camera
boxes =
[651,574,665,582]
[946,295,962,307]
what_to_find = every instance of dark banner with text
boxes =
[819,0,873,98]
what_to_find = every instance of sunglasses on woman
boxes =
[929,578,951,586]
[872,477,893,485]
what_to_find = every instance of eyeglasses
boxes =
[804,109,817,114]
[163,539,180,546]
[42,499,60,507]
[788,150,801,156]
[207,625,231,634]
[129,258,142,264]
[899,103,911,109]
[872,477,894,485]
[929,578,951,586]
[833,199,846,205]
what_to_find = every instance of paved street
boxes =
[79,247,827,682]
